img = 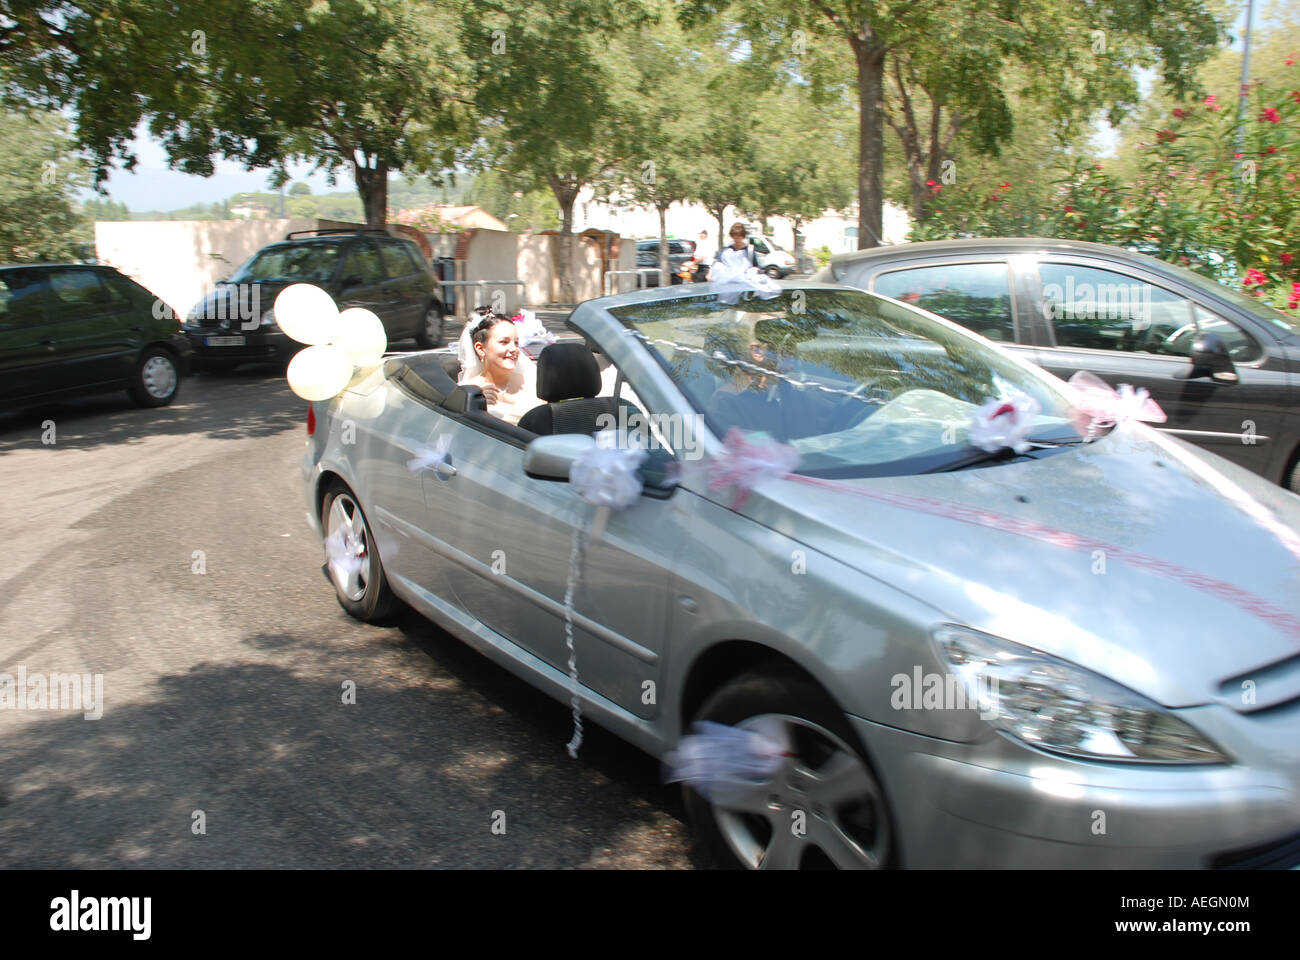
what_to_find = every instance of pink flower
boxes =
[1292,91,1300,104]
[1264,145,1278,154]
[1243,268,1267,287]
[1281,253,1294,265]
[1261,107,1281,123]
[1172,107,1186,119]
[1205,94,1220,110]
[1157,129,1177,142]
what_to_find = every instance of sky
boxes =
[81,129,347,209]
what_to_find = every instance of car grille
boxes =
[1211,829,1300,869]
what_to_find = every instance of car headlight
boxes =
[932,625,1230,764]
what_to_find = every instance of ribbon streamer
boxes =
[561,432,647,757]
[1067,371,1167,438]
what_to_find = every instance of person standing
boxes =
[714,223,758,272]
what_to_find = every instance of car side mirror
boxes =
[1175,332,1238,383]
[523,434,595,480]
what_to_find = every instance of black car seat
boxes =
[518,343,622,436]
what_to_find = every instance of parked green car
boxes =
[0,263,191,408]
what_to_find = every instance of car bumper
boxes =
[851,703,1300,869]
[183,327,294,363]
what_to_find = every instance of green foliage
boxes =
[912,64,1300,313]
[0,106,91,261]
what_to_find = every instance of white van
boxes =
[748,234,798,278]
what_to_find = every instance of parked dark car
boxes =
[814,238,1300,492]
[0,263,191,408]
[183,228,446,372]
[635,238,696,286]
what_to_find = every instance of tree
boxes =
[463,0,657,301]
[688,0,1225,248]
[288,181,312,197]
[0,106,90,261]
[743,81,857,264]
[0,0,473,226]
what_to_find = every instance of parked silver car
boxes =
[302,281,1300,869]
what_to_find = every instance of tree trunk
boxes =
[712,205,727,250]
[354,155,389,227]
[791,217,805,272]
[549,173,582,304]
[854,38,887,249]
[658,203,669,287]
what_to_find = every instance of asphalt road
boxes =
[0,364,705,869]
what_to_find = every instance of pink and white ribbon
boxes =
[1067,371,1167,438]
[703,428,801,509]
[968,392,1041,454]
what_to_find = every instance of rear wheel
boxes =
[127,347,181,407]
[682,669,893,870]
[414,304,447,349]
[1286,454,1300,495]
[321,484,400,622]
[764,265,783,279]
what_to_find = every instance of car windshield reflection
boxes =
[610,289,1079,478]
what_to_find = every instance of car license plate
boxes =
[205,336,246,346]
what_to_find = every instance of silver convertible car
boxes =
[302,281,1300,869]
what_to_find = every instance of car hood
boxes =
[189,281,288,323]
[736,422,1300,708]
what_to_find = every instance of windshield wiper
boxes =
[925,435,1087,473]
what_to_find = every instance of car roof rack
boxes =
[283,228,391,240]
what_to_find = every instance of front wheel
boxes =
[1286,455,1300,495]
[682,670,893,870]
[764,265,783,279]
[128,347,181,407]
[414,304,447,349]
[321,485,400,622]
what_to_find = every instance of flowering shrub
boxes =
[911,62,1300,312]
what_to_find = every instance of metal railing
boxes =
[437,279,527,318]
[603,268,660,296]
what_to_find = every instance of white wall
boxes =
[94,219,317,318]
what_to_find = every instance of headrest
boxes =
[536,343,601,402]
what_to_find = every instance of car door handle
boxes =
[433,460,457,479]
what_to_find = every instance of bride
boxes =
[458,312,547,426]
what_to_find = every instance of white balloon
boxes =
[286,344,352,401]
[274,284,340,345]
[335,308,388,367]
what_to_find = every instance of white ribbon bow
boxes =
[664,719,792,803]
[406,434,452,474]
[708,259,782,305]
[968,391,1042,454]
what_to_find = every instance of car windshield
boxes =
[230,242,341,285]
[610,288,1080,478]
